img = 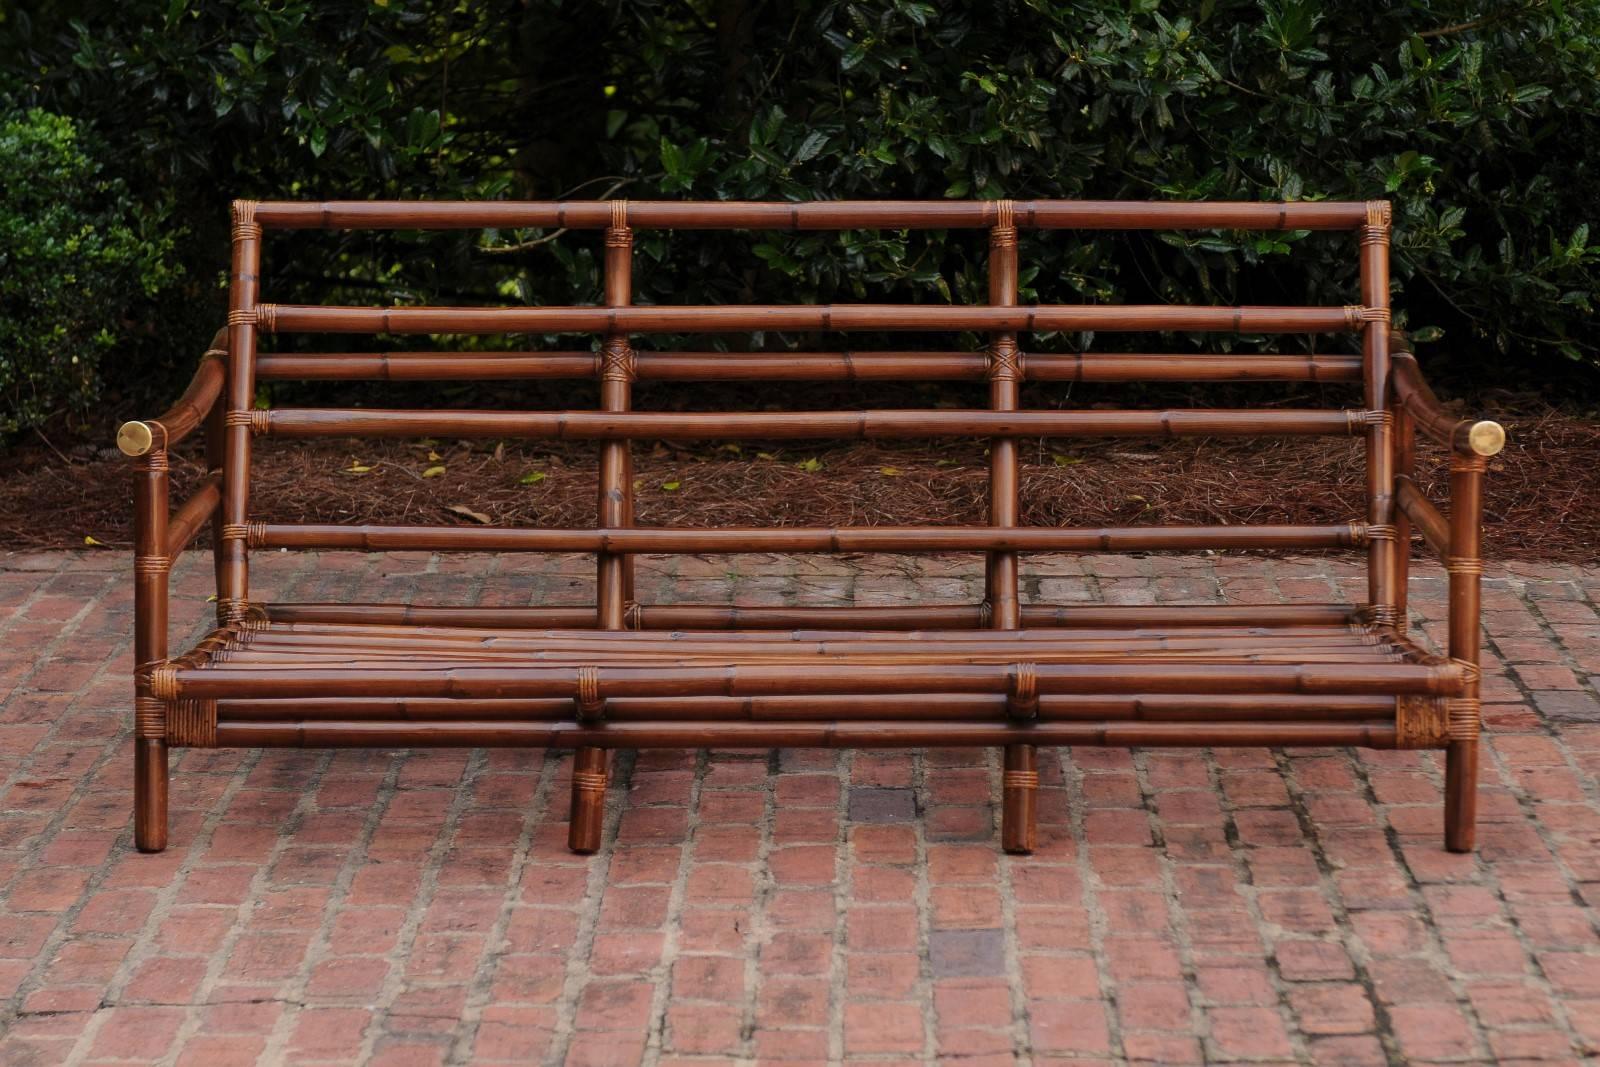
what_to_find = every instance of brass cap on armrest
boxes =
[117,420,155,457]
[1466,420,1506,457]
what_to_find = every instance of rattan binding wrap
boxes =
[1395,695,1449,749]
[168,700,217,747]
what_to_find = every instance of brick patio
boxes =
[1,548,1597,1065]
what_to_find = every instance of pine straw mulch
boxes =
[2,406,1596,562]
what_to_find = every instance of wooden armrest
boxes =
[117,329,228,456]
[1388,332,1504,458]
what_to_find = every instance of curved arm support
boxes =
[1388,333,1505,458]
[117,329,229,456]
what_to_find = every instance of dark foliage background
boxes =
[3,0,1598,440]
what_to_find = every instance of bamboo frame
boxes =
[118,197,1501,858]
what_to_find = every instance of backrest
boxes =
[215,198,1398,630]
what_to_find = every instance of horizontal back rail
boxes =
[253,408,1367,440]
[250,199,1377,231]
[254,350,1364,383]
[257,304,1369,335]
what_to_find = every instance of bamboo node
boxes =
[1007,662,1039,721]
[134,556,170,576]
[575,665,606,721]
[987,338,1021,382]
[1395,695,1448,748]
[149,665,180,701]
[134,697,166,740]
[573,769,608,797]
[600,338,636,383]
[1445,556,1485,576]
[168,699,217,747]
[1446,698,1480,741]
[1002,769,1039,790]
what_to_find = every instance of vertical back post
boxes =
[986,202,1036,854]
[220,200,262,626]
[1358,202,1397,627]
[570,199,635,853]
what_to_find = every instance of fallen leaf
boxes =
[662,480,681,491]
[345,463,372,474]
[879,466,902,476]
[797,457,823,472]
[446,504,493,524]
[719,443,743,454]
[84,535,107,547]
[427,450,442,462]
[1052,454,1082,467]
[519,470,547,485]
[422,465,446,479]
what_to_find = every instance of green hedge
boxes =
[3,1,1597,437]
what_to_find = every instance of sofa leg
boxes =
[1444,740,1478,853]
[568,747,608,854]
[134,738,169,853]
[1001,743,1037,854]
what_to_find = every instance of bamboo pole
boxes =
[261,602,1363,630]
[258,303,1359,335]
[1394,476,1449,559]
[1389,341,1505,458]
[115,329,228,456]
[216,693,1397,723]
[572,202,637,852]
[166,659,1464,701]
[1359,203,1399,631]
[253,350,1364,384]
[132,446,170,852]
[1444,454,1486,851]
[252,523,1363,555]
[249,199,1375,232]
[166,474,223,559]
[255,407,1364,441]
[215,719,1397,749]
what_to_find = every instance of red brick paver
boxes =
[1,549,1598,1064]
